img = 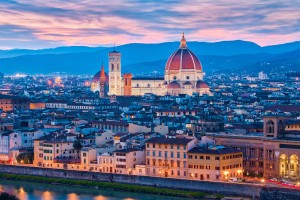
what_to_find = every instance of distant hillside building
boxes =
[258,71,268,80]
[91,34,211,96]
[0,95,29,111]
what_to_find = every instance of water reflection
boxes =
[68,193,79,200]
[18,187,28,200]
[0,180,183,200]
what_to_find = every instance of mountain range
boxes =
[0,40,299,75]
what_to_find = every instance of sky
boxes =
[0,0,300,49]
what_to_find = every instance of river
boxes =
[0,180,186,200]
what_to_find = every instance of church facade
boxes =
[91,34,211,96]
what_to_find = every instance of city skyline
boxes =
[0,0,300,49]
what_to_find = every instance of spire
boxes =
[100,61,105,78]
[180,32,187,49]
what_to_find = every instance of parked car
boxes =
[228,177,242,182]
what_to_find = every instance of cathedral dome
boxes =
[167,81,181,89]
[92,71,109,83]
[165,33,202,72]
[196,80,209,88]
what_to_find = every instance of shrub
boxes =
[0,192,19,200]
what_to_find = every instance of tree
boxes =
[73,140,82,159]
[16,152,34,164]
[0,192,19,200]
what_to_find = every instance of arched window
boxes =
[266,120,274,134]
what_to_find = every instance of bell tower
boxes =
[108,48,121,96]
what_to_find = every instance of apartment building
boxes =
[145,137,196,178]
[114,148,145,174]
[187,146,243,181]
[33,133,78,168]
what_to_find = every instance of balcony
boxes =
[53,157,80,164]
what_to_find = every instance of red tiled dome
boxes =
[167,81,181,89]
[92,71,109,83]
[196,81,209,88]
[165,34,202,72]
[165,49,202,71]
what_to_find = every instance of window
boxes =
[206,156,210,160]
[186,76,189,80]
[152,151,156,156]
[177,152,180,158]
[250,148,256,157]
[199,156,204,160]
[183,153,186,158]
[215,156,220,160]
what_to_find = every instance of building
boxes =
[33,133,79,168]
[258,71,268,80]
[90,63,109,95]
[0,95,29,111]
[113,148,145,174]
[91,34,211,96]
[145,136,196,178]
[208,115,300,179]
[187,146,243,181]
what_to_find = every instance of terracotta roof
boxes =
[196,81,209,88]
[167,81,180,89]
[188,146,242,155]
[146,137,193,145]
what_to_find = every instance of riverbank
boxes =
[0,173,222,199]
[0,165,262,197]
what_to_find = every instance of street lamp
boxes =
[224,171,229,181]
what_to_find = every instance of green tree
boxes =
[16,152,34,164]
[73,140,82,159]
[0,192,19,200]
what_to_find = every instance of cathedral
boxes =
[91,34,211,96]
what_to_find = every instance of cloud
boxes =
[0,0,299,49]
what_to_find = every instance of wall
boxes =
[0,164,262,197]
[260,187,300,200]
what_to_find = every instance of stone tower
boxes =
[99,63,106,98]
[123,73,132,96]
[108,49,121,96]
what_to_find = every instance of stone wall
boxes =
[260,187,300,200]
[0,165,261,197]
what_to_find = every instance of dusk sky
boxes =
[0,0,300,49]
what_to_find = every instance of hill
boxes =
[0,40,299,75]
